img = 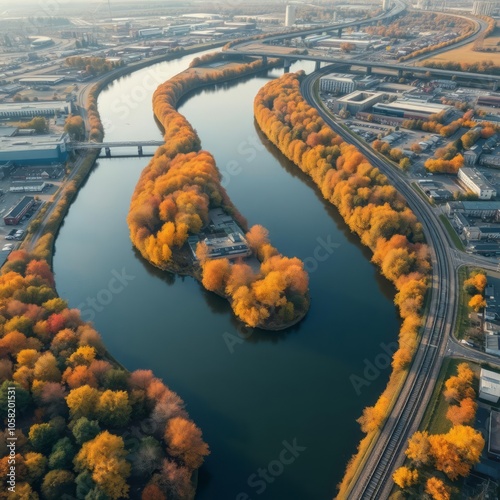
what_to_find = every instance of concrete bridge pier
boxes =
[337,27,343,38]
[493,81,498,91]
[398,68,403,79]
[262,55,268,66]
[284,60,291,73]
[138,145,143,156]
[105,147,111,157]
[366,66,372,75]
[315,60,321,71]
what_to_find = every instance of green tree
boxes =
[28,423,57,454]
[0,380,30,418]
[41,470,75,500]
[72,417,101,445]
[48,437,75,470]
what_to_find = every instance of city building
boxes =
[29,36,53,49]
[320,73,359,94]
[486,335,500,356]
[372,100,452,121]
[446,200,500,218]
[4,196,35,225]
[488,411,500,459]
[480,155,500,169]
[0,101,70,119]
[17,76,65,86]
[285,5,296,27]
[137,28,162,37]
[464,144,483,166]
[458,167,497,200]
[382,0,391,10]
[0,133,69,166]
[472,0,495,15]
[480,369,500,402]
[334,91,385,115]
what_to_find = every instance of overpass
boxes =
[69,140,164,157]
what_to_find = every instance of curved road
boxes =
[301,71,457,499]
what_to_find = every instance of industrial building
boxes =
[480,369,500,403]
[17,76,65,86]
[446,200,500,218]
[464,144,483,166]
[4,196,35,225]
[480,155,500,169]
[0,133,69,166]
[371,100,452,121]
[458,167,497,200]
[320,73,359,94]
[486,335,500,356]
[488,411,500,459]
[285,5,296,27]
[0,101,70,119]
[334,91,385,115]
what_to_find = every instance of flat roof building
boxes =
[372,100,452,121]
[320,73,359,94]
[4,196,35,225]
[0,133,69,166]
[489,410,500,459]
[480,368,500,403]
[17,76,65,86]
[486,335,500,357]
[0,101,70,119]
[446,200,500,218]
[334,91,385,115]
[458,167,497,200]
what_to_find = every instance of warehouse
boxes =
[0,133,69,165]
[17,76,65,86]
[0,101,70,119]
[4,196,35,225]
[334,91,385,115]
[446,201,500,218]
[458,167,497,200]
[480,369,500,403]
[372,100,452,121]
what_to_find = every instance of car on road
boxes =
[5,235,14,240]
[2,245,13,251]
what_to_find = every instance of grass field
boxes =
[439,214,465,252]
[424,41,500,65]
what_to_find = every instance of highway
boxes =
[301,70,458,499]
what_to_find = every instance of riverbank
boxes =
[127,54,310,331]
[253,72,431,496]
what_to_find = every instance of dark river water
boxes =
[53,51,400,499]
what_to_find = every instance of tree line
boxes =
[127,54,310,329]
[253,71,431,495]
[0,250,209,499]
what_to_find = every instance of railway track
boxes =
[301,72,457,499]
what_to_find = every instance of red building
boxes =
[4,196,34,225]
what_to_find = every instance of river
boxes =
[53,51,400,499]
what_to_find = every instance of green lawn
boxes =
[439,213,465,251]
[455,266,472,340]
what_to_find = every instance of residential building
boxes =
[458,168,497,200]
[479,368,500,403]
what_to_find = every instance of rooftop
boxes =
[337,91,384,104]
[489,411,500,456]
[0,101,70,113]
[459,167,495,192]
[480,368,500,397]
[373,100,452,115]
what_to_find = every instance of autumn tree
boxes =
[425,477,451,500]
[96,390,132,428]
[405,430,431,467]
[41,469,75,500]
[74,431,131,499]
[164,417,210,469]
[72,417,101,445]
[66,385,100,420]
[393,466,418,489]
[446,397,477,426]
[469,294,486,312]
